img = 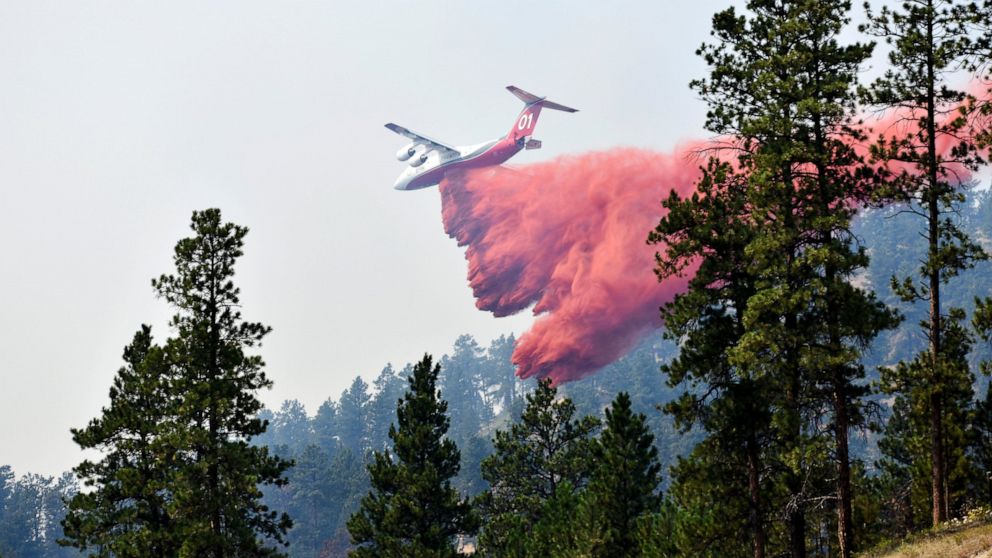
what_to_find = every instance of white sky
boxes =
[0,1,725,476]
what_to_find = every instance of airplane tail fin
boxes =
[506,85,578,112]
[505,86,577,141]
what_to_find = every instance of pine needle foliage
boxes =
[347,354,478,558]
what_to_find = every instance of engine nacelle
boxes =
[396,143,418,161]
[408,151,430,167]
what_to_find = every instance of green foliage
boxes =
[0,468,78,558]
[490,392,664,558]
[651,156,778,556]
[347,354,478,557]
[370,364,408,453]
[976,296,992,376]
[583,392,663,558]
[336,377,372,456]
[63,208,292,558]
[660,1,895,556]
[475,378,599,556]
[153,208,292,557]
[61,327,177,557]
[863,0,990,526]
[441,336,493,453]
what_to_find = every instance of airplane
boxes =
[386,86,578,190]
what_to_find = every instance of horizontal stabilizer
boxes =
[506,85,578,113]
[540,100,578,113]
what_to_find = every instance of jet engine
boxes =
[408,150,430,167]
[396,143,418,161]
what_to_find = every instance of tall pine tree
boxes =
[476,378,599,556]
[651,159,774,558]
[682,2,893,555]
[583,392,662,558]
[347,354,478,557]
[62,209,290,557]
[153,208,292,557]
[863,0,988,525]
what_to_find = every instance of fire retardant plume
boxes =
[438,93,981,384]
[440,148,702,383]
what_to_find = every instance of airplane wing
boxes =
[384,123,460,156]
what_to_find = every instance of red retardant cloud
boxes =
[440,148,702,383]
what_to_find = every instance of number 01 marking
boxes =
[517,112,533,130]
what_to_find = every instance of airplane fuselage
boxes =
[393,135,525,191]
[387,86,576,191]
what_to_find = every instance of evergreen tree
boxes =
[879,309,977,523]
[475,378,599,555]
[651,159,774,558]
[347,354,478,557]
[971,388,992,506]
[863,0,989,525]
[975,296,992,375]
[484,334,521,417]
[440,335,491,448]
[336,376,371,456]
[970,298,992,504]
[677,2,892,555]
[313,398,340,457]
[61,326,177,557]
[153,208,292,556]
[519,482,587,558]
[285,445,336,558]
[272,399,314,454]
[0,465,11,557]
[581,392,662,558]
[369,364,407,452]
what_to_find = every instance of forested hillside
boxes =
[8,0,992,555]
[0,191,989,557]
[857,187,992,374]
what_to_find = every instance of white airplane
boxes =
[386,86,578,190]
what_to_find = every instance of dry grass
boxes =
[861,522,992,558]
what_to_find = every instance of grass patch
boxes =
[859,520,992,558]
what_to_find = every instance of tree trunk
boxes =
[834,373,853,558]
[782,164,807,558]
[925,0,947,525]
[786,320,806,558]
[747,432,766,558]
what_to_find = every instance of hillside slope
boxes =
[862,519,992,558]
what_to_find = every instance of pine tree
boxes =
[651,159,775,558]
[677,2,893,555]
[441,335,491,449]
[285,444,337,558]
[969,298,992,504]
[475,378,599,555]
[272,399,314,453]
[61,326,178,557]
[370,364,407,452]
[583,392,662,558]
[863,0,989,525]
[485,334,520,415]
[153,208,292,556]
[314,398,340,457]
[879,309,977,522]
[971,388,992,506]
[347,354,478,557]
[336,376,372,455]
[975,296,992,376]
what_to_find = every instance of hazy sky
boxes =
[0,1,727,476]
